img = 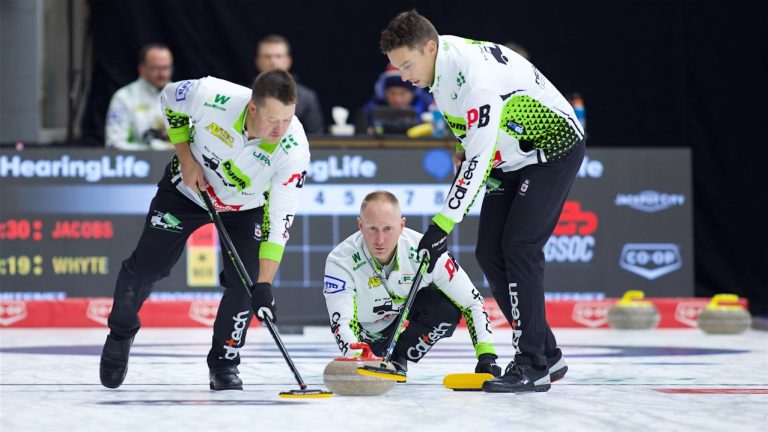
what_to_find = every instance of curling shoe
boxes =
[482,363,551,393]
[100,335,134,389]
[209,366,243,391]
[547,348,568,382]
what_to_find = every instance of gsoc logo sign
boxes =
[619,243,682,280]
[544,201,598,263]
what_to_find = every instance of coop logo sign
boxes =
[615,190,685,213]
[619,243,682,280]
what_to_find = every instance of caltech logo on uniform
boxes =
[0,301,28,326]
[615,190,685,213]
[448,155,479,210]
[619,243,682,280]
[87,299,113,326]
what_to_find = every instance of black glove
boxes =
[417,224,448,273]
[475,353,501,377]
[251,282,276,322]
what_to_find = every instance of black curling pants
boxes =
[364,286,462,363]
[106,173,264,370]
[475,141,584,368]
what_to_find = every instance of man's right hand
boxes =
[175,142,207,191]
[181,159,207,191]
[417,224,448,273]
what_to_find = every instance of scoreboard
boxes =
[0,146,693,322]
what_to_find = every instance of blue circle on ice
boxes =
[423,149,453,179]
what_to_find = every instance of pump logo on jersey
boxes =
[544,201,598,264]
[620,243,682,280]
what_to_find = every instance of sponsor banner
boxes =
[619,243,682,280]
[615,190,685,213]
[0,299,260,328]
[460,298,746,329]
[1,298,741,328]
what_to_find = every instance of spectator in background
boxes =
[105,43,174,150]
[359,65,434,134]
[255,35,324,134]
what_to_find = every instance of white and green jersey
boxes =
[429,35,584,233]
[106,77,173,150]
[160,77,310,262]
[323,227,495,358]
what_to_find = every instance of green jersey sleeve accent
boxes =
[474,342,497,357]
[232,106,247,135]
[351,295,361,340]
[259,241,284,262]
[164,108,190,144]
[433,213,456,234]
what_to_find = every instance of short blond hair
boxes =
[360,190,401,214]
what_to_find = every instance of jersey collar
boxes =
[429,35,447,94]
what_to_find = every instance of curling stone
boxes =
[607,290,660,330]
[322,342,396,396]
[697,294,751,334]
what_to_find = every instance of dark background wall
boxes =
[80,0,767,313]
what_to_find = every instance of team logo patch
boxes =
[175,80,193,101]
[150,211,183,232]
[205,122,234,148]
[323,275,347,294]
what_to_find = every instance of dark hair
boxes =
[251,69,297,107]
[360,191,401,213]
[138,43,171,65]
[257,34,292,57]
[380,10,439,54]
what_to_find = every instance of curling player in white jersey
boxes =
[323,191,501,378]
